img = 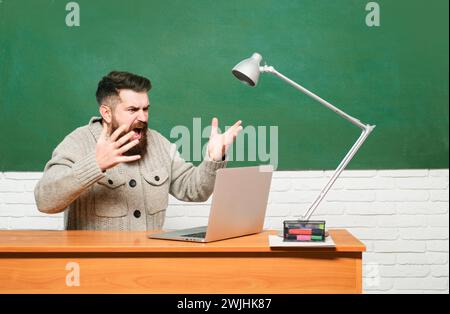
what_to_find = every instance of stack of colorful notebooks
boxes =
[283,220,326,242]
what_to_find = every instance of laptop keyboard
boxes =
[182,232,206,238]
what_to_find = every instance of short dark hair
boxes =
[96,71,151,105]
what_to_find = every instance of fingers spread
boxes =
[210,117,219,137]
[115,130,136,148]
[227,120,242,133]
[232,120,242,128]
[110,124,128,142]
[118,155,141,163]
[236,125,243,135]
[117,139,139,155]
[225,121,243,137]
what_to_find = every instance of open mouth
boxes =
[131,127,144,141]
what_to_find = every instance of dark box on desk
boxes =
[283,220,326,242]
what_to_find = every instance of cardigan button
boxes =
[154,176,160,182]
[108,179,113,185]
[133,210,141,218]
[129,179,137,187]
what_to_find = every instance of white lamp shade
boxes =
[232,53,263,87]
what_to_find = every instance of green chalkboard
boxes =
[0,0,448,171]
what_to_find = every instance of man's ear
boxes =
[99,104,112,123]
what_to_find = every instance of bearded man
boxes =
[34,71,242,231]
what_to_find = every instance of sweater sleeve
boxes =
[168,142,227,202]
[34,134,105,214]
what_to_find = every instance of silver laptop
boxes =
[149,165,273,243]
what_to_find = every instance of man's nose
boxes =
[137,109,147,122]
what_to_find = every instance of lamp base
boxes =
[283,220,326,242]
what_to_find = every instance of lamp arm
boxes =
[261,65,368,130]
[261,65,376,220]
[302,127,374,220]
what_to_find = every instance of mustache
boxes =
[130,122,148,130]
[109,123,148,139]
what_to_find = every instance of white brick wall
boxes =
[0,169,448,294]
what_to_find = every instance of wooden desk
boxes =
[0,229,365,294]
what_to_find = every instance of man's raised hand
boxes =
[95,121,141,172]
[207,117,243,161]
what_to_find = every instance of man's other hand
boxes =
[207,117,243,162]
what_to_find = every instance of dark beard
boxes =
[124,131,148,157]
[110,120,148,158]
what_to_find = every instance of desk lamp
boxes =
[232,52,376,224]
